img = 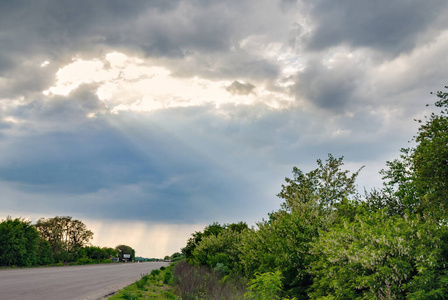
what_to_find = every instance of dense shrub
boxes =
[0,217,40,266]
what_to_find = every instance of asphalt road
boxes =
[0,262,169,300]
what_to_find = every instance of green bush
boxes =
[161,290,177,299]
[213,262,230,277]
[0,217,40,267]
[163,271,173,284]
[310,210,448,299]
[121,292,139,300]
[135,275,149,290]
[244,271,284,300]
[76,257,93,265]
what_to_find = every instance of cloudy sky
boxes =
[1,0,448,257]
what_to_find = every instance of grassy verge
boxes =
[108,265,178,300]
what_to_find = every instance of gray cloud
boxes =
[294,58,364,113]
[300,0,448,55]
[226,81,256,95]
[1,0,448,229]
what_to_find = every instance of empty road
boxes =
[0,262,169,300]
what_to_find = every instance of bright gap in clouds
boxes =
[43,52,295,114]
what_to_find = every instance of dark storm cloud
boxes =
[0,0,282,59]
[294,58,363,112]
[0,1,179,56]
[301,0,448,55]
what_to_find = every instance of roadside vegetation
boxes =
[0,215,137,268]
[3,86,448,299]
[172,86,448,299]
[109,265,178,300]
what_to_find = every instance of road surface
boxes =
[0,262,169,300]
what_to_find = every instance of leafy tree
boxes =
[0,217,40,266]
[309,209,448,299]
[278,154,363,213]
[226,221,249,233]
[362,187,408,217]
[182,222,225,262]
[239,155,362,298]
[378,86,448,219]
[84,246,116,260]
[37,238,54,265]
[191,226,246,273]
[240,204,323,299]
[170,252,184,262]
[244,271,284,300]
[413,87,448,216]
[35,216,93,262]
[378,148,419,215]
[115,244,135,261]
[102,246,118,258]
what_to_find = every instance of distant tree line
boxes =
[176,86,448,299]
[0,215,135,267]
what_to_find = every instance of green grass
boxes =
[108,265,178,299]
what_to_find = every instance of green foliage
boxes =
[208,253,230,268]
[37,238,54,265]
[278,154,363,212]
[163,271,173,284]
[161,290,177,299]
[240,205,322,298]
[245,271,284,300]
[135,275,149,290]
[170,252,184,262]
[310,209,448,299]
[191,227,245,274]
[183,221,247,273]
[413,87,448,217]
[173,85,448,300]
[241,156,360,297]
[362,187,408,217]
[110,265,177,299]
[379,86,448,219]
[35,216,93,262]
[0,217,40,266]
[84,246,106,260]
[182,222,225,262]
[115,244,135,261]
[226,221,249,233]
[76,257,94,265]
[121,292,139,300]
[213,262,231,277]
[379,148,419,215]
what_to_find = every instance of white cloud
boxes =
[43,52,295,113]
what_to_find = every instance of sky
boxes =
[1,0,448,258]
